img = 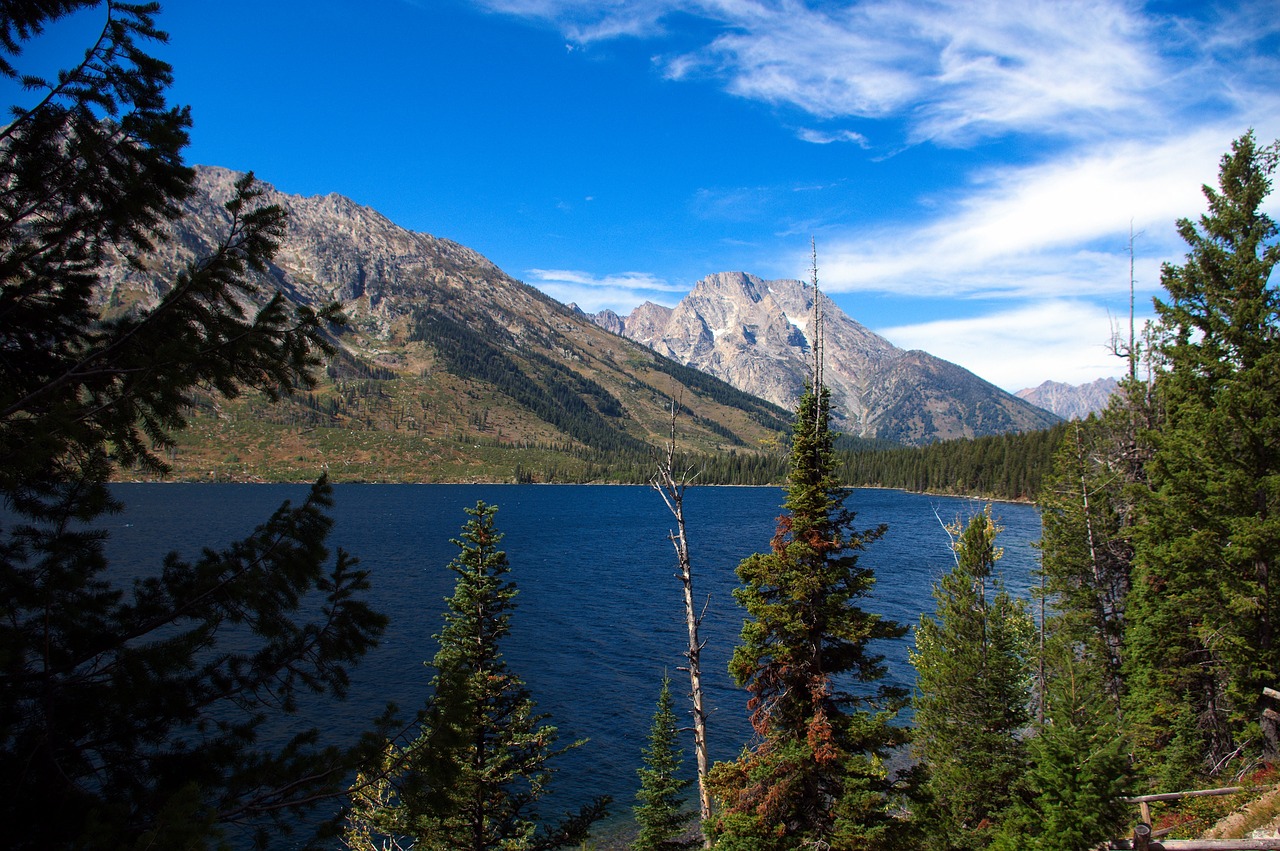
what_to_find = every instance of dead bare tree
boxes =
[651,394,712,841]
[809,237,824,417]
[1109,221,1145,380]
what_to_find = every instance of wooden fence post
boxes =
[1262,686,1280,762]
[1133,821,1152,851]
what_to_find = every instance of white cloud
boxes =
[904,0,1162,143]
[472,0,670,41]
[473,0,1252,145]
[665,2,929,119]
[474,1,1280,149]
[797,128,870,146]
[524,268,684,313]
[877,300,1140,392]
[806,126,1244,299]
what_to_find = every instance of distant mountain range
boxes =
[1015,377,1120,420]
[584,271,1059,444]
[98,168,1062,481]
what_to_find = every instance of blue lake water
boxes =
[100,483,1041,844]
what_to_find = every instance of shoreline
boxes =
[112,478,1036,505]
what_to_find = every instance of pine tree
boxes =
[1124,130,1280,781]
[1037,392,1153,715]
[344,501,608,850]
[633,674,697,851]
[708,384,912,850]
[910,507,1032,850]
[0,3,342,517]
[0,4,386,847]
[990,639,1130,851]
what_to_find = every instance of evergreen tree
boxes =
[910,507,1032,850]
[1037,389,1153,716]
[708,385,912,850]
[990,641,1130,851]
[344,501,608,850]
[0,4,385,847]
[0,2,342,516]
[1124,130,1280,781]
[633,674,697,851]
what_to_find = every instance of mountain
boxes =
[592,272,1059,445]
[1015,377,1120,420]
[99,168,794,482]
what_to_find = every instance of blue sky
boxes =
[16,1,1280,391]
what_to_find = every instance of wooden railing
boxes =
[1111,786,1280,850]
[1112,688,1280,849]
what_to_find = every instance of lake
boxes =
[102,483,1042,844]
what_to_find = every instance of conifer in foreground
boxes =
[708,384,913,850]
[990,639,1130,851]
[344,501,608,850]
[633,674,698,851]
[910,507,1033,850]
[0,4,386,847]
[1125,130,1280,782]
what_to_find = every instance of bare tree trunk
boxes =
[652,396,712,841]
[1073,423,1125,711]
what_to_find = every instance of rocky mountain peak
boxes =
[1016,377,1119,420]
[592,272,1058,444]
[590,308,625,335]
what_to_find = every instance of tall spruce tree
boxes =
[990,637,1130,851]
[633,674,697,851]
[0,4,386,848]
[1124,130,1280,782]
[910,507,1032,850]
[344,501,608,850]
[708,384,912,850]
[1036,396,1151,716]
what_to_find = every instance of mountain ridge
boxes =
[99,167,796,482]
[591,271,1059,445]
[1015,377,1120,420]
[100,167,1061,482]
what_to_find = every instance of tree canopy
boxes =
[911,507,1032,850]
[633,673,698,851]
[0,3,385,847]
[1125,130,1280,781]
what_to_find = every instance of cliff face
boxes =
[596,271,1059,444]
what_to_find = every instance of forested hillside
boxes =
[98,162,800,484]
[841,423,1067,501]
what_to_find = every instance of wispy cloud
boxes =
[899,1,1162,144]
[661,2,930,122]
[803,125,1256,299]
[878,300,1142,391]
[524,268,684,313]
[797,128,869,146]
[470,0,1276,146]
[472,0,670,42]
